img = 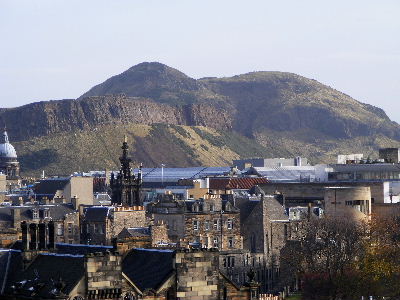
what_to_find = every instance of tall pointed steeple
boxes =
[110,136,142,207]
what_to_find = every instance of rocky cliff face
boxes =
[0,95,233,142]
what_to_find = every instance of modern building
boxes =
[233,157,308,170]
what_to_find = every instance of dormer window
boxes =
[32,209,39,219]
[43,209,50,218]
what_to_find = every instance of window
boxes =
[32,209,39,219]
[213,236,219,248]
[43,209,50,218]
[193,220,199,231]
[213,219,220,230]
[210,204,215,212]
[227,219,233,230]
[67,223,73,235]
[204,220,210,231]
[228,237,234,248]
[57,223,63,236]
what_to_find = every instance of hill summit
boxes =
[1,62,399,175]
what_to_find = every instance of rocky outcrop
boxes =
[0,95,233,142]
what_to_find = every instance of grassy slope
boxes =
[14,123,400,177]
[14,124,272,176]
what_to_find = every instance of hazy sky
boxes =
[1,1,399,121]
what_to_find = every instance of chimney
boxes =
[38,222,47,250]
[71,195,79,210]
[21,221,29,250]
[29,223,38,250]
[48,221,55,249]
[11,208,21,229]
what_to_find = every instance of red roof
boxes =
[209,177,268,190]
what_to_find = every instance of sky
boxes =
[1,0,399,121]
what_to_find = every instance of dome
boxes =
[0,131,17,158]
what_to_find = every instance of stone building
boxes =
[115,221,170,254]
[233,188,290,293]
[0,130,20,189]
[3,251,122,300]
[81,206,147,245]
[110,137,142,207]
[0,203,80,246]
[148,193,243,251]
[122,248,258,300]
[33,176,94,208]
[1,247,259,300]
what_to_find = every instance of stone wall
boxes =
[184,212,242,250]
[62,212,80,244]
[175,249,220,300]
[150,222,170,246]
[111,207,147,237]
[85,251,122,295]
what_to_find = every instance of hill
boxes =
[1,62,399,176]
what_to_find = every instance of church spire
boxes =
[110,136,142,207]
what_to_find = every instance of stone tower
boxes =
[0,130,20,181]
[110,136,142,206]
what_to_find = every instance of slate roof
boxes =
[122,248,174,292]
[209,177,268,190]
[13,253,85,299]
[117,227,151,240]
[0,203,76,223]
[83,206,112,222]
[33,178,70,198]
[0,249,22,295]
[55,243,113,255]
